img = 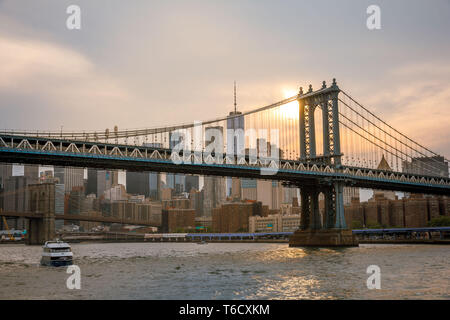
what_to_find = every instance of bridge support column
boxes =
[25,213,55,245]
[300,187,321,230]
[334,182,347,229]
[310,189,321,230]
[300,188,310,230]
[323,188,335,229]
[290,182,357,247]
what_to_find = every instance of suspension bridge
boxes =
[0,79,449,245]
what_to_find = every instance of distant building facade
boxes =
[161,208,195,233]
[212,201,268,233]
[345,194,450,228]
[402,156,449,177]
[249,214,301,233]
[54,167,84,193]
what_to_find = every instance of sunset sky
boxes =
[0,0,449,157]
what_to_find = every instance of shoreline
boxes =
[2,238,450,245]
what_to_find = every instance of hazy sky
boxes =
[0,0,449,157]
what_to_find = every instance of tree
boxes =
[351,220,363,229]
[366,221,383,229]
[428,216,450,227]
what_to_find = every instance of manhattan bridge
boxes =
[0,79,449,245]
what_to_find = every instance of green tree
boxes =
[351,220,363,229]
[428,216,450,227]
[366,221,383,229]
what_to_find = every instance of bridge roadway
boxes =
[0,211,156,227]
[0,134,449,196]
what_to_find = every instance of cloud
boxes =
[0,34,131,130]
[0,35,91,89]
[357,61,450,157]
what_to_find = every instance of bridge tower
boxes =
[26,183,56,245]
[292,79,356,246]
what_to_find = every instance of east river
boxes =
[0,243,448,299]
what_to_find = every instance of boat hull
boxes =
[40,258,73,267]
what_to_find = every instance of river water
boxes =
[0,243,448,299]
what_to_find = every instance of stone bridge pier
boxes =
[25,183,56,245]
[25,212,55,245]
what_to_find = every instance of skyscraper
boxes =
[241,179,257,201]
[203,126,226,216]
[167,134,186,194]
[54,166,84,193]
[3,176,28,229]
[126,171,150,197]
[98,170,119,197]
[85,168,98,196]
[149,172,161,200]
[226,81,244,198]
[185,175,199,193]
[0,164,13,189]
[1,164,39,229]
[402,156,449,177]
[203,175,226,217]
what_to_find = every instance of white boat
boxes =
[40,240,73,267]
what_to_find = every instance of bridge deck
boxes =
[0,211,156,227]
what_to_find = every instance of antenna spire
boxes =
[234,81,237,113]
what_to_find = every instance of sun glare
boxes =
[278,89,299,120]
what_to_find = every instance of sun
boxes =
[277,89,299,120]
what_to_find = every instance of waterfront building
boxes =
[195,216,213,231]
[162,197,190,210]
[212,201,268,233]
[249,214,301,233]
[161,208,195,233]
[344,194,450,228]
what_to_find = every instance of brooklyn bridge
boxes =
[1,79,449,245]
